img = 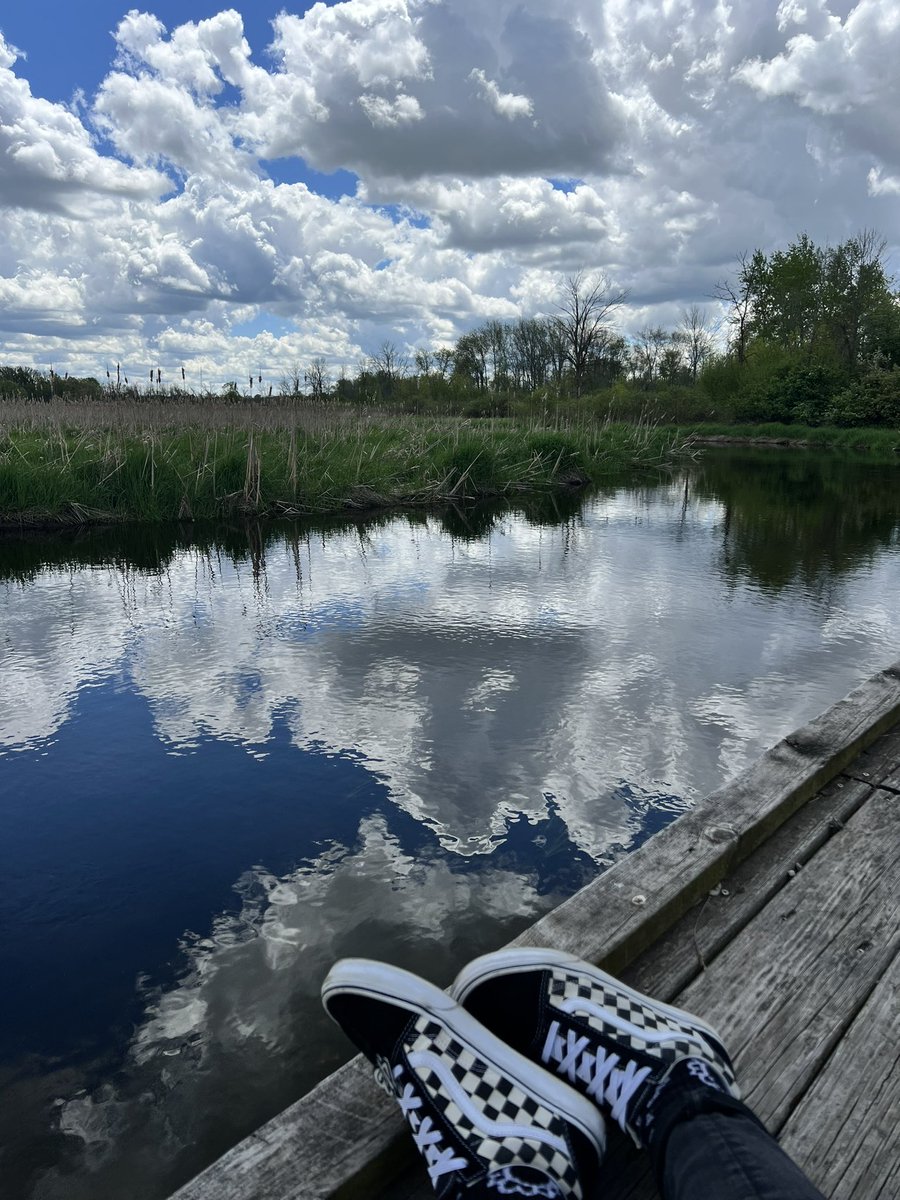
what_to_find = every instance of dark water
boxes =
[0,450,898,1199]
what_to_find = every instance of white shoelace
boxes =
[541,1019,652,1133]
[395,1066,468,1186]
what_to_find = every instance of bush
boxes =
[731,362,844,425]
[824,368,900,427]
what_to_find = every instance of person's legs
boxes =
[321,958,606,1199]
[452,948,826,1200]
[656,1110,826,1200]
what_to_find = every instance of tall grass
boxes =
[0,398,688,526]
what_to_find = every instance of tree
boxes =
[511,317,553,391]
[555,271,627,395]
[822,230,897,373]
[433,347,454,382]
[679,305,714,382]
[454,328,490,392]
[712,253,756,366]
[632,325,668,385]
[305,357,331,401]
[280,363,303,396]
[484,320,511,391]
[369,341,408,401]
[747,235,824,361]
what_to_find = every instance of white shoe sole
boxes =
[322,957,606,1156]
[451,947,728,1055]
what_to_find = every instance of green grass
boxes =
[0,398,688,526]
[665,421,900,456]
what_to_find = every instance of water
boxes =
[0,449,898,1199]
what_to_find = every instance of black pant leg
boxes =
[656,1110,827,1200]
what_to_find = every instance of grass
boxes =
[667,421,900,456]
[0,397,689,526]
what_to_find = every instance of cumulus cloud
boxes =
[1,2,899,383]
[468,68,533,120]
[0,33,169,215]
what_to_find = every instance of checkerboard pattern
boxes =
[406,1016,584,1200]
[548,970,738,1094]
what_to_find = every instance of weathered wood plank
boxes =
[170,1057,406,1200]
[674,786,900,1134]
[873,762,900,794]
[169,664,900,1200]
[840,722,900,790]
[778,946,900,1200]
[620,773,877,1003]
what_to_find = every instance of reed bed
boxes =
[0,398,689,526]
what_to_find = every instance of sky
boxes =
[1,0,899,390]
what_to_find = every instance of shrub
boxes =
[824,368,900,427]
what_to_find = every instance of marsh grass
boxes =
[0,398,687,526]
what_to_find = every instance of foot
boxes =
[451,948,740,1149]
[322,958,606,1199]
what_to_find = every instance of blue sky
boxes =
[1,2,360,197]
[3,3,287,104]
[1,1,898,387]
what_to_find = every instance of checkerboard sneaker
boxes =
[322,959,606,1199]
[451,948,740,1149]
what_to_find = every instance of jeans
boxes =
[650,1092,827,1200]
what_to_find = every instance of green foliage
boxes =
[823,368,900,427]
[0,399,690,524]
[733,362,845,425]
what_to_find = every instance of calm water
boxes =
[1,450,898,1199]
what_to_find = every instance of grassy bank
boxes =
[0,398,686,526]
[671,422,900,455]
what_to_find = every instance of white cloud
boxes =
[358,90,424,127]
[0,33,169,215]
[868,166,900,196]
[1,3,900,384]
[469,68,534,120]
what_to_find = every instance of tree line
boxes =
[3,231,898,427]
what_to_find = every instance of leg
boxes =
[657,1110,826,1200]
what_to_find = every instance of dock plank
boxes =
[779,947,900,1200]
[674,786,900,1133]
[621,772,878,1002]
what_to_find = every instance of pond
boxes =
[1,448,898,1199]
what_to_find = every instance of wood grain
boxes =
[779,947,900,1200]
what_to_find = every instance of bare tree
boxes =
[712,253,755,365]
[511,317,554,391]
[414,348,433,378]
[305,357,331,401]
[369,341,409,401]
[555,271,628,396]
[280,362,303,396]
[679,305,714,382]
[632,325,668,385]
[545,318,569,390]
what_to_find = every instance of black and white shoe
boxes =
[451,948,740,1149]
[322,958,606,1199]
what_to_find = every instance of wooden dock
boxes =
[171,661,900,1200]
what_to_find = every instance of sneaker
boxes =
[322,958,606,1199]
[451,948,740,1149]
